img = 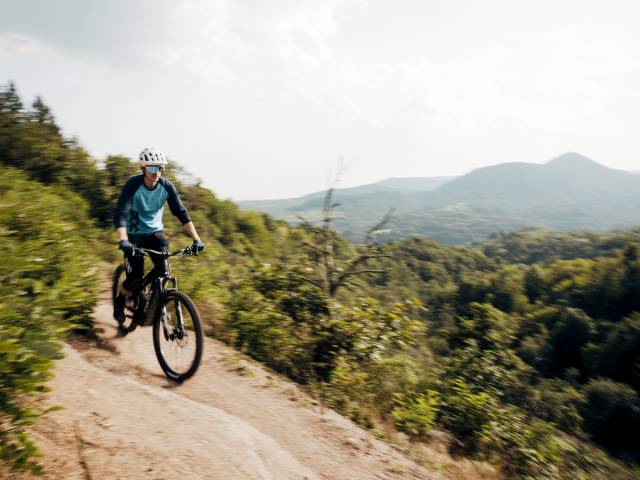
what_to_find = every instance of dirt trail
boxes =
[16,292,462,480]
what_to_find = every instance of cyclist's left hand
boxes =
[192,239,204,255]
[119,239,135,255]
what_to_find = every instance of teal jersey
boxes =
[114,175,191,234]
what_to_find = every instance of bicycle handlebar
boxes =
[133,246,196,258]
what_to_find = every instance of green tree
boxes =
[524,264,546,303]
[589,313,640,391]
[580,379,640,456]
[539,308,595,378]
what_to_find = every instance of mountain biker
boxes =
[113,147,204,325]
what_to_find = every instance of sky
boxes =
[1,0,639,200]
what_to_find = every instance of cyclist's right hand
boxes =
[192,239,204,256]
[119,239,135,255]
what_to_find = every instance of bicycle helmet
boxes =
[139,147,168,166]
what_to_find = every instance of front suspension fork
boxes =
[160,277,185,340]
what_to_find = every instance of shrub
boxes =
[391,391,440,437]
[0,170,98,471]
[481,406,559,479]
[530,379,585,436]
[368,354,420,413]
[444,341,533,405]
[321,356,373,426]
[439,378,496,451]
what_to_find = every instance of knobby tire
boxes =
[111,264,137,332]
[152,289,204,382]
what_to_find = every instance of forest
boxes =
[1,82,639,479]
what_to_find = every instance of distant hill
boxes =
[238,176,455,223]
[240,153,640,244]
[371,176,457,192]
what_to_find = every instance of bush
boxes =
[530,379,585,436]
[321,356,373,426]
[556,436,640,480]
[368,354,421,413]
[439,378,496,451]
[224,283,315,381]
[444,341,533,405]
[0,170,99,472]
[391,391,440,437]
[481,406,559,479]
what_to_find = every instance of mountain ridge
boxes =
[240,153,640,243]
[239,175,455,206]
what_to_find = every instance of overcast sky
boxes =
[1,0,639,200]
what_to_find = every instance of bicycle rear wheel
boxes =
[153,290,203,382]
[112,264,125,306]
[112,264,137,332]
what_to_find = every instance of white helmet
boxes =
[139,147,168,166]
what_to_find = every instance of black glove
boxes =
[192,239,204,256]
[119,239,135,256]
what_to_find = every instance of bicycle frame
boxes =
[124,248,185,333]
[114,244,203,381]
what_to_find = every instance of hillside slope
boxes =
[8,291,494,480]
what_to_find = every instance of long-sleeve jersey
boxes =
[113,175,191,234]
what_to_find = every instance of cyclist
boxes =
[113,147,204,326]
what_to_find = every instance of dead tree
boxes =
[298,183,394,317]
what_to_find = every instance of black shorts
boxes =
[123,231,169,291]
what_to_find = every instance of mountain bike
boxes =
[111,246,203,382]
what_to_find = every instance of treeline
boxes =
[2,81,640,479]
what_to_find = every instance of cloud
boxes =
[0,32,50,55]
[3,0,640,198]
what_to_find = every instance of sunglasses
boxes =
[146,165,164,173]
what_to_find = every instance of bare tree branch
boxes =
[364,208,396,244]
[300,277,325,289]
[298,158,393,311]
[301,241,328,253]
[342,269,385,277]
[295,215,316,231]
[344,251,388,270]
[322,188,335,220]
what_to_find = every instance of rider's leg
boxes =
[146,231,169,275]
[114,235,146,322]
[122,252,144,293]
[114,232,167,323]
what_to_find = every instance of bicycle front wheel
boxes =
[153,290,204,382]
